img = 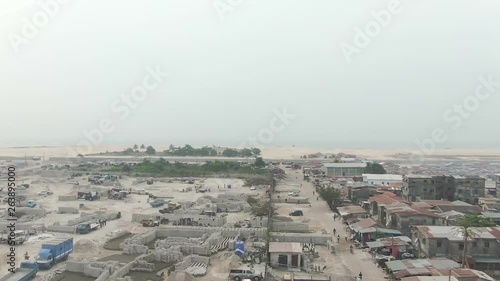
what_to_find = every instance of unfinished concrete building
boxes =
[402,175,485,203]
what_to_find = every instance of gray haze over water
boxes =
[1,0,499,149]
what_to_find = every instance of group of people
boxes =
[99,218,107,227]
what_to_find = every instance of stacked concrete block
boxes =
[123,244,149,255]
[84,262,109,278]
[65,261,88,273]
[58,207,79,214]
[59,195,77,201]
[250,216,269,227]
[16,207,47,217]
[175,255,210,277]
[155,248,183,263]
[47,224,76,233]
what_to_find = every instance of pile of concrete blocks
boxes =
[156,237,210,256]
[58,207,79,214]
[175,255,209,277]
[155,248,184,263]
[123,244,149,255]
[130,259,155,272]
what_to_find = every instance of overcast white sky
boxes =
[0,0,499,148]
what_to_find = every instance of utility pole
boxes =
[448,268,451,281]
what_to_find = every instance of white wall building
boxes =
[362,174,402,186]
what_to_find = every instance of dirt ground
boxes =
[0,161,265,281]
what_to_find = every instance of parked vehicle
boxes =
[26,200,37,208]
[38,190,53,196]
[159,208,172,214]
[77,191,99,201]
[146,178,154,185]
[36,238,73,269]
[76,222,100,234]
[141,218,160,227]
[228,268,262,281]
[289,210,303,216]
[150,198,165,208]
[288,191,299,197]
[0,260,39,281]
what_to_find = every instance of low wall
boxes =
[0,222,45,232]
[47,224,76,234]
[59,195,77,201]
[270,232,332,245]
[272,222,309,233]
[16,207,47,217]
[272,198,310,204]
[58,207,79,214]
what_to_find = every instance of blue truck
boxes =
[0,260,39,281]
[35,238,73,269]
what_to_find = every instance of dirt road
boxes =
[280,168,388,281]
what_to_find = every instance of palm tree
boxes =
[133,144,138,150]
[455,214,495,268]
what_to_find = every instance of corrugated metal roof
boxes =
[269,242,302,253]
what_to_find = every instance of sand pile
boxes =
[213,254,242,273]
[168,271,195,281]
[74,239,98,253]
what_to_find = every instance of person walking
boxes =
[333,228,336,235]
[344,233,348,242]
[359,272,363,280]
[24,252,29,260]
[337,235,340,243]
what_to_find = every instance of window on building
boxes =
[437,241,442,248]
[473,242,477,247]
[485,241,489,248]
[422,238,426,245]
[459,243,464,250]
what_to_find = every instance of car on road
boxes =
[250,187,256,190]
[288,191,299,197]
[289,210,303,216]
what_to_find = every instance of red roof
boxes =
[369,192,405,205]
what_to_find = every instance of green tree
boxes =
[123,148,134,155]
[317,186,342,211]
[145,146,156,155]
[364,163,386,174]
[456,214,496,267]
[133,144,138,150]
[222,149,239,157]
[241,148,253,157]
[122,164,132,174]
[251,148,261,156]
[254,157,266,168]
[140,144,145,149]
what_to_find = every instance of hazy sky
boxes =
[1,0,499,149]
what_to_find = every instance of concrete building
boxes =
[363,174,403,186]
[495,174,500,190]
[322,163,366,177]
[402,175,485,203]
[413,226,500,265]
[268,242,304,269]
